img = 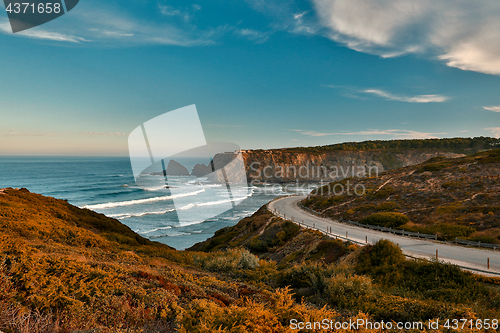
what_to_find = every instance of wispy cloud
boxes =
[235,28,271,43]
[483,106,500,112]
[325,85,448,103]
[246,0,318,36]
[1,2,271,47]
[362,89,448,103]
[311,0,500,75]
[291,129,445,139]
[0,4,219,46]
[485,127,500,138]
[158,4,201,22]
[0,20,87,43]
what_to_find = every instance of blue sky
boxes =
[1,0,500,155]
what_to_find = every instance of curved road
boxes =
[269,196,500,276]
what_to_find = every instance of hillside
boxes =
[1,188,500,332]
[191,206,500,324]
[0,188,333,332]
[236,137,499,183]
[302,148,500,243]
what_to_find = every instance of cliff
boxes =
[235,137,500,183]
[241,149,463,183]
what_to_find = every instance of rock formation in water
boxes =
[165,159,190,176]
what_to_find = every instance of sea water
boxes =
[0,156,314,249]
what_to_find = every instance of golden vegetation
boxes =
[1,188,499,332]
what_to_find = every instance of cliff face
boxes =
[239,149,464,183]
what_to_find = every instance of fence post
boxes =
[346,231,348,239]
[488,258,490,270]
[436,250,438,260]
[365,236,367,244]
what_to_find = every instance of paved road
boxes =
[269,196,500,276]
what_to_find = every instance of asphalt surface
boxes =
[269,196,500,276]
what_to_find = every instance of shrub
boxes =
[196,248,260,273]
[371,187,395,198]
[355,240,406,285]
[375,202,397,211]
[326,274,374,309]
[360,212,409,228]
[276,263,331,295]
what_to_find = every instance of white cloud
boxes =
[311,0,500,75]
[325,85,448,103]
[363,89,448,103]
[292,129,445,139]
[246,0,318,35]
[483,106,500,112]
[485,127,500,138]
[0,20,87,43]
[0,5,214,46]
[236,28,270,43]
[159,5,182,16]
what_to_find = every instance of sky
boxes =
[1,0,500,156]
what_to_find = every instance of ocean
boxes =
[0,156,314,249]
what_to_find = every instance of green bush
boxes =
[195,248,260,273]
[326,274,374,309]
[360,212,409,228]
[355,240,406,285]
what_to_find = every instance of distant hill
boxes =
[279,136,500,153]
[302,148,500,243]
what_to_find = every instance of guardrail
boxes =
[268,199,500,275]
[298,203,500,250]
[455,238,499,250]
[298,203,437,241]
[269,206,364,245]
[340,218,437,240]
[269,201,500,274]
